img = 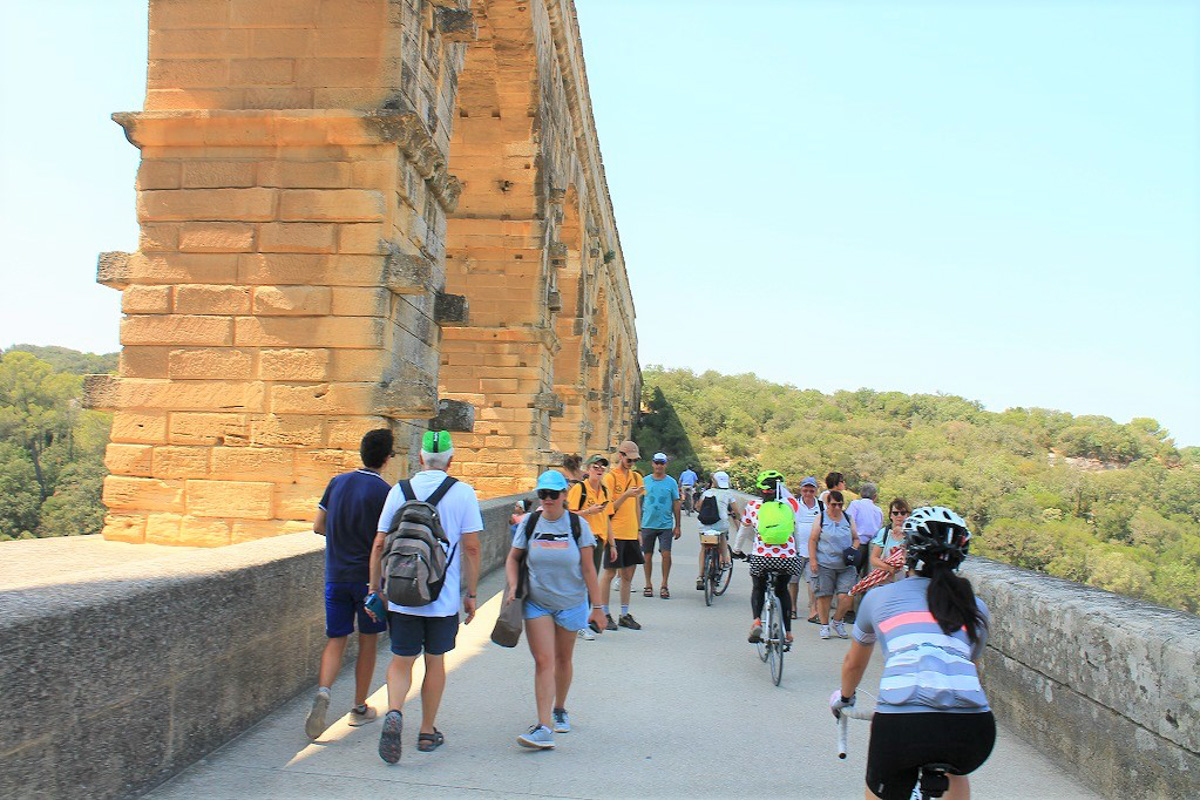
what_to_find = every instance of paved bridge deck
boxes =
[145,516,1092,799]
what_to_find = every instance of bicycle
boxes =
[835,691,956,800]
[753,568,787,686]
[699,531,733,606]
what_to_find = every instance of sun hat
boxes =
[713,471,731,489]
[617,440,640,459]
[585,454,609,467]
[652,452,667,462]
[799,476,818,489]
[535,470,569,492]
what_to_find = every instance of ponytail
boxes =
[926,564,986,644]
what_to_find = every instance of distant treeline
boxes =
[633,366,1200,614]
[0,345,116,541]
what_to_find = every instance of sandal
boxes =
[660,587,670,599]
[643,586,654,598]
[417,728,445,752]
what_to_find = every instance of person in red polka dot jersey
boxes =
[741,470,802,646]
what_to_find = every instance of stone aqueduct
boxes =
[84,0,641,545]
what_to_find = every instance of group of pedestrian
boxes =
[306,433,993,798]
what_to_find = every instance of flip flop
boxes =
[643,586,653,597]
[660,587,670,599]
[417,729,445,752]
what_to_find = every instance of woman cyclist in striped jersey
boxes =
[830,507,995,800]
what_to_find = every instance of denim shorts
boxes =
[325,581,387,638]
[640,528,674,554]
[387,612,459,656]
[523,598,589,631]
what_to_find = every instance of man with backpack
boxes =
[304,429,394,740]
[600,440,646,630]
[366,430,483,764]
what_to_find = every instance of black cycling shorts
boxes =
[865,711,995,800]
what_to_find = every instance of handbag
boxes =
[490,554,527,648]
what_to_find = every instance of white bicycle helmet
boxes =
[903,506,972,573]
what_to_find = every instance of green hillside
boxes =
[634,366,1200,613]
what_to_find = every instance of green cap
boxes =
[422,430,453,453]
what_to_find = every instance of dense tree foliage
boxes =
[0,348,114,541]
[634,366,1199,614]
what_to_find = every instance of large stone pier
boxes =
[86,0,640,545]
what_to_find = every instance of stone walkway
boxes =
[145,516,1093,799]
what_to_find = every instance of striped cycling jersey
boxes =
[852,576,991,714]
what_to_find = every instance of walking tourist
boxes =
[808,489,859,639]
[679,463,698,515]
[561,453,585,484]
[505,471,606,749]
[567,454,611,639]
[741,470,802,646]
[641,452,681,599]
[869,498,911,582]
[599,440,645,630]
[831,506,994,800]
[819,471,856,504]
[791,476,823,623]
[305,429,394,739]
[367,431,483,763]
[847,483,884,566]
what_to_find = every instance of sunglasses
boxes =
[828,501,844,507]
[653,460,666,464]
[891,510,908,517]
[537,489,562,500]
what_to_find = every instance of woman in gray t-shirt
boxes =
[504,471,606,750]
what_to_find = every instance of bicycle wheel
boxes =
[756,597,769,662]
[768,595,785,686]
[714,548,733,596]
[703,549,715,607]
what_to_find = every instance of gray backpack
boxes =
[382,477,458,607]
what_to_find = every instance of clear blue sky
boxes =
[1,1,1197,445]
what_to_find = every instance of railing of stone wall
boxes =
[0,493,527,800]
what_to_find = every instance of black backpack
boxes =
[523,509,582,545]
[697,492,721,525]
[382,477,458,606]
[572,479,608,511]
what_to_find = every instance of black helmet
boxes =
[903,506,971,573]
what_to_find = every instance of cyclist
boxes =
[740,470,802,646]
[830,506,995,800]
[694,470,739,590]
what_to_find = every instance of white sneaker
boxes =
[832,619,849,639]
[820,624,831,640]
[578,627,595,641]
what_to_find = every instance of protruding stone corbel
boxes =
[384,244,435,295]
[547,290,562,312]
[548,242,567,269]
[436,8,477,42]
[97,251,132,290]
[539,450,565,466]
[434,292,469,326]
[573,317,585,336]
[587,390,600,402]
[534,392,565,417]
[82,374,119,410]
[586,352,600,367]
[429,399,475,432]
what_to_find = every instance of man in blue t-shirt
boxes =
[640,453,682,599]
[304,429,394,740]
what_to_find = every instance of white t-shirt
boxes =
[376,470,484,617]
[697,487,737,532]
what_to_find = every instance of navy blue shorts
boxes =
[388,612,460,657]
[325,581,387,638]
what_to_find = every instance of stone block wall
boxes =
[965,557,1199,799]
[88,0,639,543]
[0,494,521,800]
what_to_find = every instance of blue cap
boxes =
[800,477,819,488]
[535,470,570,492]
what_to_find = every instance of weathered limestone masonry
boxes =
[437,0,640,496]
[86,0,638,545]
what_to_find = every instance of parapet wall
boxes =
[0,494,522,800]
[964,557,1199,800]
